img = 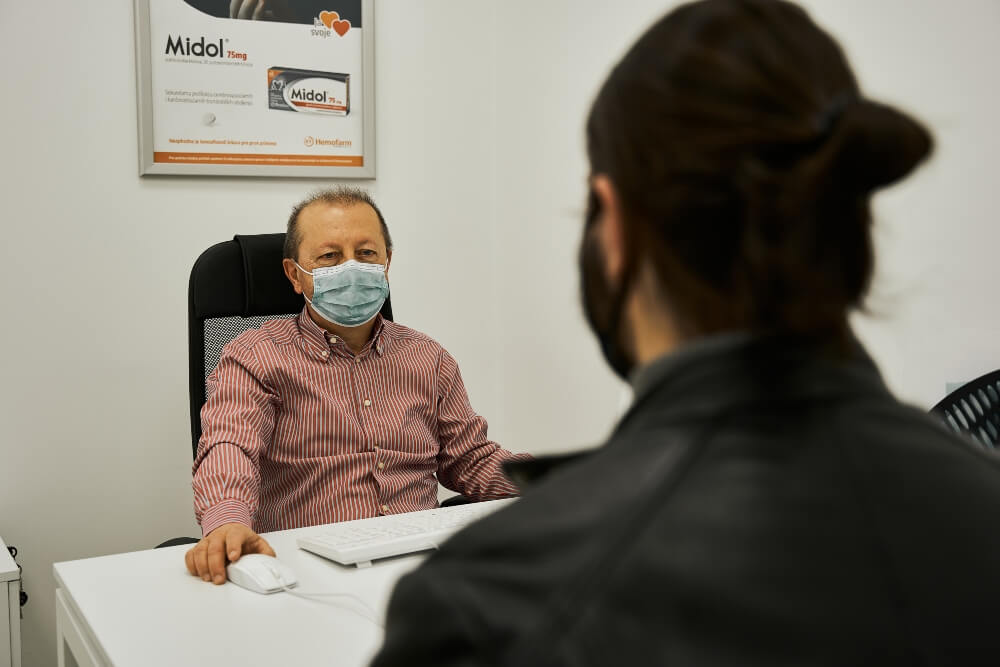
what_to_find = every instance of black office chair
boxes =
[930,369,1000,450]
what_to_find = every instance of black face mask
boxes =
[579,189,636,380]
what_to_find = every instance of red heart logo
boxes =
[319,11,339,29]
[333,19,351,36]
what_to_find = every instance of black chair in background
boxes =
[930,369,1000,450]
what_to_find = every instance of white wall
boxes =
[491,0,1000,456]
[1,1,997,665]
[810,0,1000,406]
[0,2,504,664]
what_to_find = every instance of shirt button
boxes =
[381,504,389,513]
[377,461,385,470]
[321,350,329,358]
[363,399,371,407]
[377,346,383,354]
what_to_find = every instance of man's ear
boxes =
[282,258,303,295]
[384,249,392,280]
[591,174,626,284]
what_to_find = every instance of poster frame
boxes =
[133,0,376,178]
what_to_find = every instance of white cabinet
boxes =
[0,538,21,667]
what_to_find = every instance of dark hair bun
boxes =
[826,98,933,197]
[585,0,937,338]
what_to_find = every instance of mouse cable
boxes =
[278,580,384,628]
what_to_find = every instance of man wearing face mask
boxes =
[184,187,530,585]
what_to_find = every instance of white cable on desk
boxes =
[278,578,383,628]
[273,542,443,629]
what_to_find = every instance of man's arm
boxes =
[193,340,277,532]
[187,340,278,584]
[434,351,532,500]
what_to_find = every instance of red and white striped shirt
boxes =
[193,308,530,536]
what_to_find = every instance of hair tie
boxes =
[818,93,856,135]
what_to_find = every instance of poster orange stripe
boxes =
[154,151,363,167]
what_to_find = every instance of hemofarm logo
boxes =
[165,35,247,61]
[303,136,353,148]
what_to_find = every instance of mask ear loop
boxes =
[293,262,317,306]
[589,190,642,379]
[604,254,640,378]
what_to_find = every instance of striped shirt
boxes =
[193,307,530,536]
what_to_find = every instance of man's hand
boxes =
[229,0,294,21]
[184,523,276,585]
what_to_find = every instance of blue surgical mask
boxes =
[295,259,389,328]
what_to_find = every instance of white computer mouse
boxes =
[226,554,298,595]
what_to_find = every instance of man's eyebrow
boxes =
[314,239,378,252]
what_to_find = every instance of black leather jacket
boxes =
[373,336,1000,666]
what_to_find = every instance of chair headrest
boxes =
[234,234,302,316]
[189,233,301,319]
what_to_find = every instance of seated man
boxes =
[185,187,529,584]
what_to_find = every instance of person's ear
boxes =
[384,249,392,280]
[282,258,304,295]
[591,174,626,284]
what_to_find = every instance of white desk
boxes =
[53,526,427,667]
[0,537,22,667]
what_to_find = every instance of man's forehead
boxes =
[298,201,383,244]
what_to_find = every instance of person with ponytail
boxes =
[373,2,1000,665]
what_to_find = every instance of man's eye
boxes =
[360,250,374,256]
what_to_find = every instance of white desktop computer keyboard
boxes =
[296,498,516,568]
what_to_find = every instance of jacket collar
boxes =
[614,332,890,441]
[507,332,890,489]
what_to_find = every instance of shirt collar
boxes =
[296,306,390,357]
[368,315,388,356]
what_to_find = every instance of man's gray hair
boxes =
[283,186,393,261]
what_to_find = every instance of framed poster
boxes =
[133,0,374,178]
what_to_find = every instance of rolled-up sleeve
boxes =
[192,339,278,535]
[434,351,532,500]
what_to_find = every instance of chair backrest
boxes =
[188,233,393,458]
[929,369,1000,450]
